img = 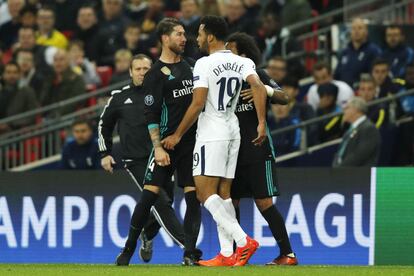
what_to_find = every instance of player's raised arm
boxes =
[143,71,170,166]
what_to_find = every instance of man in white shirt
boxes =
[162,15,267,266]
[306,62,354,111]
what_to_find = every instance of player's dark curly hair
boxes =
[226,32,261,66]
[156,17,185,43]
[200,15,228,42]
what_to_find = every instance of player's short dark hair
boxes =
[313,61,332,74]
[130,54,153,69]
[226,32,261,66]
[156,17,184,43]
[72,118,93,129]
[281,76,299,89]
[318,82,338,98]
[371,58,389,69]
[200,15,228,42]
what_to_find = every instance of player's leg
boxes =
[251,159,297,265]
[176,142,202,265]
[116,155,172,266]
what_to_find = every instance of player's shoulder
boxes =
[182,56,196,67]
[110,84,130,97]
[194,56,210,66]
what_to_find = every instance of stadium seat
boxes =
[96,66,113,88]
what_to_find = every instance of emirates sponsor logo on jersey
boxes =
[173,79,193,98]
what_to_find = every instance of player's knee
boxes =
[254,198,273,212]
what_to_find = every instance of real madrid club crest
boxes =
[145,95,154,106]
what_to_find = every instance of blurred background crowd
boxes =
[0,0,413,170]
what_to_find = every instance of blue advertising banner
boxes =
[0,169,372,265]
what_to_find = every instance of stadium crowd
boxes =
[0,0,413,167]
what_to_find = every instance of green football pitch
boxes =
[0,265,413,276]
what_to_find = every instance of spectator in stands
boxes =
[224,0,256,35]
[332,97,381,167]
[199,0,225,16]
[96,0,130,66]
[13,27,52,74]
[40,49,86,117]
[140,0,165,44]
[109,49,133,85]
[258,10,304,76]
[316,83,342,142]
[179,0,200,59]
[382,25,414,79]
[282,76,317,145]
[0,0,24,27]
[0,0,24,50]
[358,74,387,129]
[307,62,354,111]
[122,23,152,58]
[126,0,148,22]
[334,18,381,89]
[398,62,414,115]
[267,103,301,156]
[16,49,45,98]
[51,0,83,33]
[60,119,100,170]
[180,0,200,37]
[73,5,100,62]
[68,40,101,87]
[19,4,37,28]
[244,0,261,20]
[266,56,287,84]
[371,58,402,98]
[36,6,69,49]
[0,62,39,133]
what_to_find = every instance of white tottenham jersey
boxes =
[193,50,257,141]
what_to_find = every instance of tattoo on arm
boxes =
[149,127,162,148]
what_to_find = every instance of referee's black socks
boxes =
[260,205,293,256]
[183,191,201,252]
[125,189,159,249]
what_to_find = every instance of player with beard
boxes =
[226,32,298,265]
[115,18,202,266]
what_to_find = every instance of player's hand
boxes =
[252,122,267,146]
[161,134,181,150]
[241,88,254,103]
[101,155,116,173]
[155,147,171,166]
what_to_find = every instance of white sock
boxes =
[204,194,247,248]
[217,199,235,257]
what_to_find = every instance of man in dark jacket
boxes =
[61,119,100,170]
[334,18,381,89]
[0,62,38,134]
[333,97,381,167]
[381,25,414,79]
[73,5,100,62]
[40,49,86,117]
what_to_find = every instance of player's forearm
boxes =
[148,124,162,148]
[270,89,290,105]
[252,83,268,124]
[175,103,203,138]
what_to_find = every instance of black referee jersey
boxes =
[143,58,197,142]
[98,83,152,161]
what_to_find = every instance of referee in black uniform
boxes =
[115,18,202,266]
[98,54,186,265]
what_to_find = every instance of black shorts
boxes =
[231,159,280,199]
[143,140,195,188]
